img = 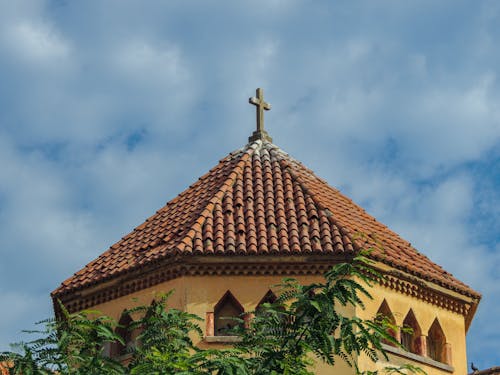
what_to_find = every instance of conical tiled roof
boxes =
[52,140,479,299]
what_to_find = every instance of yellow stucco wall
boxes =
[357,281,467,375]
[91,277,186,319]
[89,273,468,375]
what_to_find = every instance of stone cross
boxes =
[248,88,272,142]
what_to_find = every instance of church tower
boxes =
[52,89,480,374]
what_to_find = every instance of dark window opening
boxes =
[214,291,244,336]
[375,299,398,346]
[401,309,422,355]
[256,290,278,311]
[111,313,134,357]
[427,319,447,363]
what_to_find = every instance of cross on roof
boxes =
[248,88,272,142]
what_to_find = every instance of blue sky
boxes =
[0,0,498,369]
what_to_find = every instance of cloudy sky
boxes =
[0,0,498,368]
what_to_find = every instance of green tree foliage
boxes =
[234,257,384,374]
[125,291,246,375]
[233,254,423,375]
[1,255,424,374]
[0,305,124,375]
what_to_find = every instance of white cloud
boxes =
[0,0,498,366]
[0,135,95,269]
[3,20,71,64]
[113,39,188,87]
[404,73,500,166]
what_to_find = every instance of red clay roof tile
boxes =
[52,140,479,298]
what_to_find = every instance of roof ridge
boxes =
[283,157,393,252]
[275,155,358,250]
[52,139,479,304]
[173,143,255,254]
[53,146,254,295]
[278,153,404,246]
[276,151,478,297]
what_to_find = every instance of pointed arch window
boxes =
[401,309,423,355]
[133,299,158,341]
[375,299,398,346]
[214,291,244,336]
[111,312,134,357]
[256,290,278,311]
[427,319,448,363]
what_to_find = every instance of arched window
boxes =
[375,299,398,346]
[401,309,422,355]
[427,319,447,363]
[214,291,244,336]
[111,312,134,357]
[256,290,278,311]
[135,299,157,340]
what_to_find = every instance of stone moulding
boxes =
[381,344,454,373]
[54,255,477,325]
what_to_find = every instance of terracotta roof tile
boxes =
[53,140,479,298]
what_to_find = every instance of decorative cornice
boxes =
[55,135,479,301]
[56,256,476,320]
[379,272,471,316]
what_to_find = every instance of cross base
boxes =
[248,130,273,143]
